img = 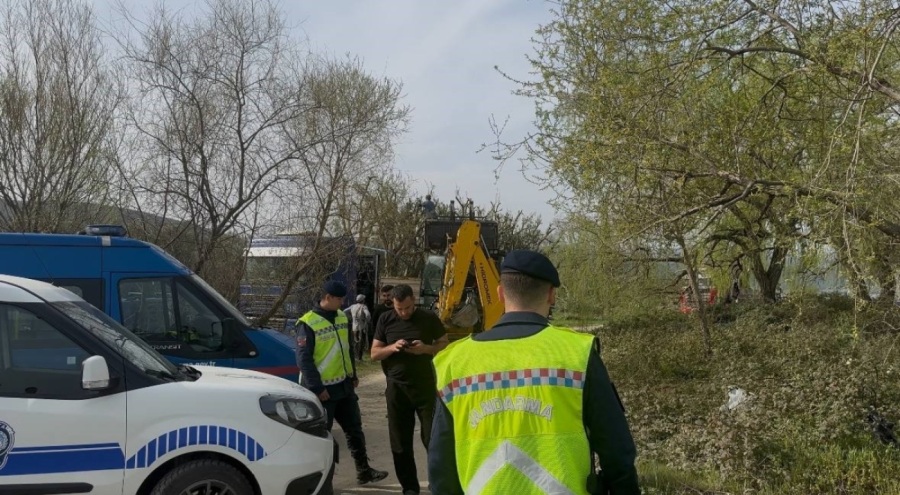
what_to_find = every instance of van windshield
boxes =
[189,274,251,327]
[51,300,180,377]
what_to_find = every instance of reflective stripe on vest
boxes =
[298,311,353,385]
[433,325,594,495]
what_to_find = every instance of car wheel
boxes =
[150,459,253,495]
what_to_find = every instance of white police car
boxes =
[0,275,335,494]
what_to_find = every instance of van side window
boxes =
[174,283,224,352]
[61,285,84,298]
[120,278,177,339]
[38,279,105,311]
[0,304,92,399]
[118,278,224,354]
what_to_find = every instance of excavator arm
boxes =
[436,220,503,334]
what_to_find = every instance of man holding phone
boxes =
[371,284,449,495]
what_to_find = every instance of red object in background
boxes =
[679,290,692,314]
[679,285,718,314]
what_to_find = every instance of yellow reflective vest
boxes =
[298,310,353,385]
[433,325,594,495]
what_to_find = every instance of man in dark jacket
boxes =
[427,250,641,494]
[296,280,388,486]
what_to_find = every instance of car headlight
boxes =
[259,395,327,436]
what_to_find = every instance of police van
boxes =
[0,227,300,381]
[0,275,335,494]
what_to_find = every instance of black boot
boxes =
[356,460,388,485]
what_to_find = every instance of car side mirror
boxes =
[82,355,111,390]
[221,318,242,350]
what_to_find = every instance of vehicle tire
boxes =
[150,459,253,495]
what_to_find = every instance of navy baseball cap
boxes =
[500,250,560,287]
[323,280,347,297]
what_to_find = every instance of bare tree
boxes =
[253,56,409,325]
[0,0,122,232]
[357,171,426,277]
[117,0,316,277]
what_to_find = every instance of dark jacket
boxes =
[427,312,641,495]
[295,306,358,399]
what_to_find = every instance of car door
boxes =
[0,302,127,495]
[110,275,235,368]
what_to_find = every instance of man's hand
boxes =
[392,339,409,353]
[406,340,432,355]
[352,377,359,388]
[318,389,330,402]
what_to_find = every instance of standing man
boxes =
[296,281,388,486]
[346,294,372,360]
[371,284,394,352]
[371,284,449,495]
[421,194,437,219]
[428,250,641,495]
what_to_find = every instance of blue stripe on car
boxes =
[1,427,267,476]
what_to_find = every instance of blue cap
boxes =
[500,250,560,287]
[323,280,347,297]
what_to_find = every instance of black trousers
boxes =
[386,379,435,493]
[323,392,368,469]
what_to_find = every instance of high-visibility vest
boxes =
[433,325,594,495]
[298,311,353,385]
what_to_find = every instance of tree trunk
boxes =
[749,245,787,302]
[676,236,713,357]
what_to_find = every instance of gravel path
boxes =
[331,367,432,494]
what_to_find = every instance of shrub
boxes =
[592,298,900,493]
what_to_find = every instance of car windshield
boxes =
[51,300,180,377]
[189,274,251,327]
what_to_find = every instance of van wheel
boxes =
[150,459,253,495]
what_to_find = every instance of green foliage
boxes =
[509,0,900,307]
[598,298,900,494]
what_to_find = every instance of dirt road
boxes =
[331,368,432,494]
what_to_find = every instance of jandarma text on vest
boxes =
[469,396,553,428]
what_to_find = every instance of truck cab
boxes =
[0,228,300,381]
[239,234,381,333]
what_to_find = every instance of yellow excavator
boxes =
[419,201,504,341]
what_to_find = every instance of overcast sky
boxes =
[94,0,560,220]
[289,0,559,220]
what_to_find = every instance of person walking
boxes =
[370,284,449,495]
[295,280,388,486]
[346,294,372,360]
[428,250,641,495]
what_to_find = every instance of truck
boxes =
[238,234,381,333]
[419,204,504,341]
[0,226,301,382]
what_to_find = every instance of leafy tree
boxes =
[497,0,900,305]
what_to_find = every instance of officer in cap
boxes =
[428,250,641,494]
[296,280,388,485]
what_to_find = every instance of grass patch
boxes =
[638,461,737,494]
[592,294,900,494]
[355,357,383,378]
